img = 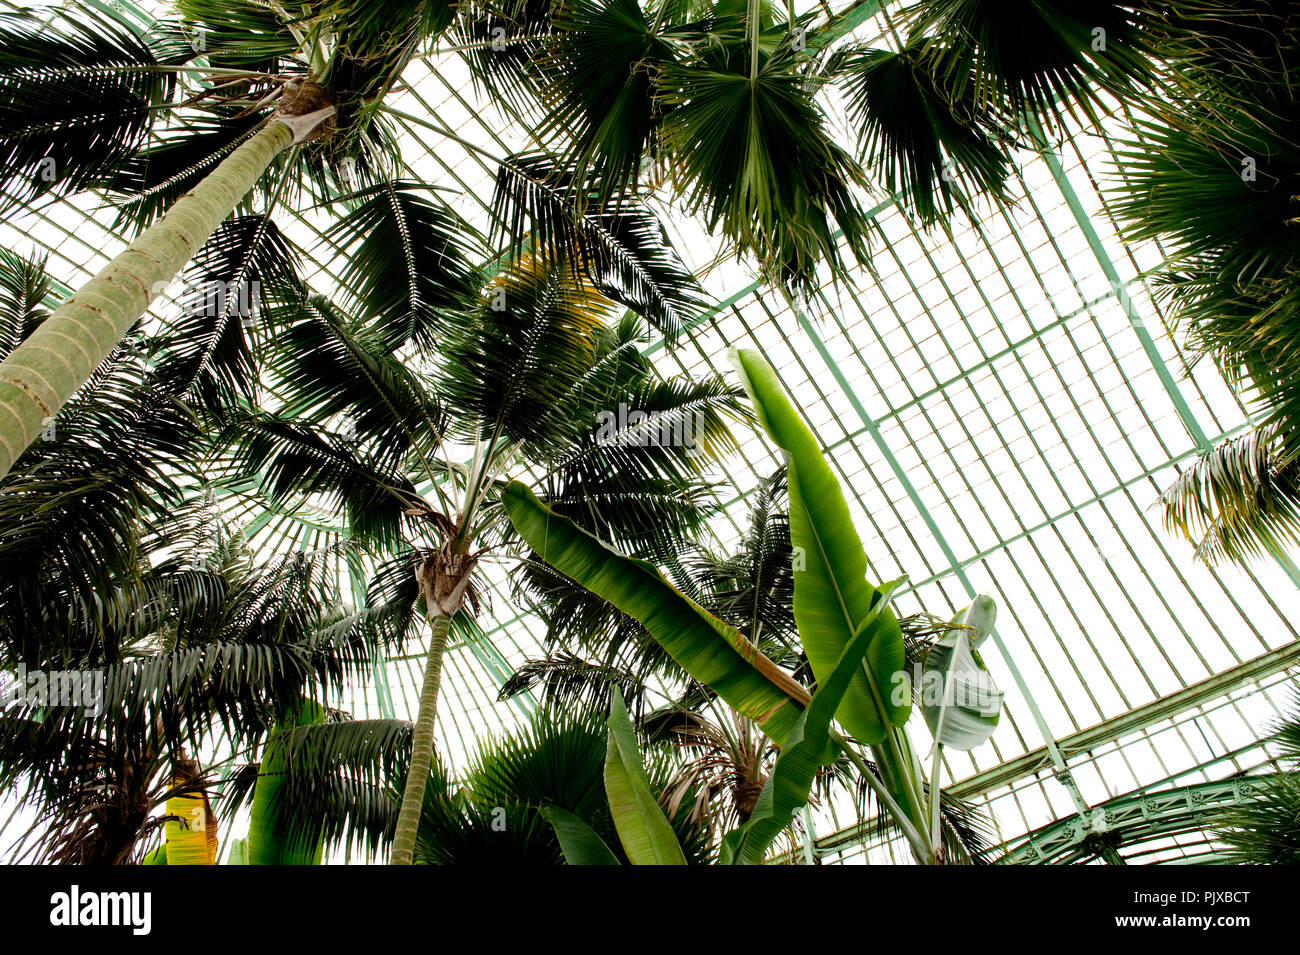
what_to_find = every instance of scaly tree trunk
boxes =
[389,612,453,865]
[390,551,474,865]
[0,97,334,479]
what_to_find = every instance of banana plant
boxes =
[731,347,1005,862]
[142,700,341,865]
[142,759,219,866]
[506,347,1007,862]
[547,598,896,866]
[919,597,1002,852]
[243,700,329,865]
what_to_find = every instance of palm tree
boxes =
[0,134,727,863]
[0,498,391,864]
[220,245,748,863]
[11,0,1163,479]
[411,706,711,864]
[0,0,906,478]
[0,2,357,476]
[1105,2,1300,564]
[1213,690,1300,864]
[0,250,406,864]
[0,0,686,472]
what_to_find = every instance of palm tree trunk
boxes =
[0,112,317,478]
[390,611,453,865]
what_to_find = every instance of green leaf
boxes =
[0,249,56,360]
[246,698,327,865]
[224,836,249,865]
[541,804,620,865]
[322,179,481,352]
[491,152,704,337]
[657,44,872,291]
[907,0,1151,133]
[731,347,910,744]
[502,480,809,744]
[721,577,905,865]
[142,844,167,865]
[152,214,301,410]
[603,689,685,865]
[0,9,175,214]
[837,42,1010,226]
[921,596,1003,752]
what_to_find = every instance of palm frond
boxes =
[905,0,1151,133]
[540,0,678,199]
[230,716,414,861]
[1213,772,1300,864]
[220,410,422,546]
[837,41,1011,226]
[657,39,873,292]
[492,152,704,337]
[323,179,483,352]
[1159,424,1300,565]
[270,293,445,470]
[499,650,652,715]
[174,0,302,73]
[452,0,558,115]
[534,375,748,551]
[102,112,265,231]
[151,214,302,409]
[438,258,608,444]
[0,9,178,213]
[0,358,198,668]
[1110,107,1300,285]
[0,247,55,359]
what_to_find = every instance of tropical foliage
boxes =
[505,348,1005,863]
[1213,692,1300,865]
[3,0,1299,870]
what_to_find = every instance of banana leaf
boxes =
[731,348,910,744]
[164,777,217,865]
[247,698,327,865]
[502,481,810,744]
[922,596,1003,751]
[541,804,620,866]
[603,689,686,865]
[721,577,905,864]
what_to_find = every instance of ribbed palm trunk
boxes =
[389,612,453,865]
[390,550,475,865]
[0,89,334,479]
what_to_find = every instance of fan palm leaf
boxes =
[656,39,873,292]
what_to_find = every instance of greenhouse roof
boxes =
[2,0,1297,865]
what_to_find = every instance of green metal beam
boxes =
[948,641,1300,802]
[793,307,1091,816]
[1037,133,1212,451]
[1042,134,1300,596]
[1001,773,1283,864]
